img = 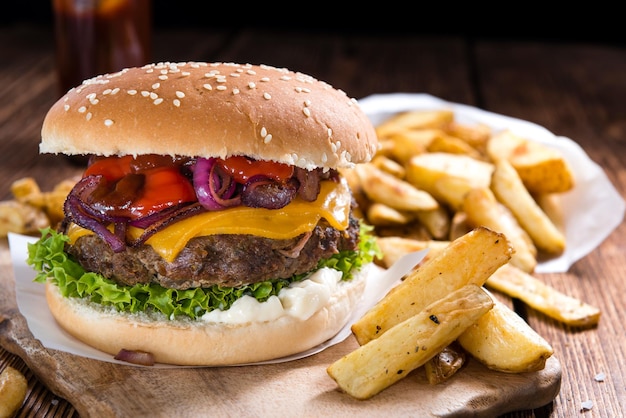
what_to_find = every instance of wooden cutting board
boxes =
[0,242,561,417]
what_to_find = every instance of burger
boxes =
[28,62,380,366]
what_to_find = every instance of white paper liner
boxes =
[359,93,625,273]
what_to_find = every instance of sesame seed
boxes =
[302,88,311,93]
[63,104,70,111]
[127,90,138,95]
[86,112,92,121]
[260,127,268,137]
[181,71,190,76]
[141,91,150,97]
[175,91,185,98]
[78,106,87,113]
[280,75,291,81]
[264,134,272,144]
[303,108,311,117]
[230,73,241,77]
[89,98,99,105]
[173,99,181,107]
[216,85,227,91]
[103,89,112,95]
[327,128,333,137]
[111,88,120,94]
[263,92,272,100]
[260,77,270,82]
[158,75,168,80]
[104,119,114,127]
[233,88,240,95]
[295,87,303,93]
[152,83,160,89]
[154,98,163,105]
[321,153,328,163]
[246,70,256,75]
[203,84,213,90]
[248,82,256,89]
[304,100,311,106]
[149,92,158,100]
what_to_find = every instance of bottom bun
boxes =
[45,266,370,366]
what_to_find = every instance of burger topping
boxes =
[64,154,341,255]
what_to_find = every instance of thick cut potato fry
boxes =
[534,193,565,233]
[426,134,483,160]
[375,109,454,139]
[424,342,466,385]
[486,264,601,327]
[444,121,491,153]
[375,236,450,268]
[487,130,575,194]
[463,187,537,273]
[406,153,494,207]
[352,227,512,345]
[371,155,406,179]
[386,129,442,163]
[414,206,451,240]
[0,366,28,418]
[367,203,412,226]
[355,164,439,211]
[0,200,50,237]
[458,293,553,373]
[328,284,493,399]
[491,159,566,254]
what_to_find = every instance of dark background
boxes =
[2,0,624,46]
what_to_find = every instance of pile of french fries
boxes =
[328,108,601,399]
[0,176,76,238]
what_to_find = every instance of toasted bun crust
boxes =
[45,266,369,366]
[40,62,378,170]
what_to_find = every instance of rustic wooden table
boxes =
[1,22,625,417]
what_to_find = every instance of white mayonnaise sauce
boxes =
[200,267,342,324]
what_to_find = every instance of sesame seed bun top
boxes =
[40,62,378,170]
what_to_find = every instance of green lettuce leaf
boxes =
[27,226,380,320]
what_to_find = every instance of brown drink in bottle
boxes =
[52,0,152,163]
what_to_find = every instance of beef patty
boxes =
[64,216,361,289]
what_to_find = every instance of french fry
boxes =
[328,284,493,399]
[371,154,406,179]
[534,193,566,233]
[374,236,450,268]
[457,292,554,373]
[406,153,494,206]
[491,159,566,254]
[426,133,483,160]
[424,342,466,385]
[375,109,454,139]
[462,187,537,273]
[486,264,601,327]
[366,203,412,226]
[355,164,439,212]
[0,200,50,237]
[413,206,450,240]
[487,130,575,194]
[385,129,441,163]
[0,366,28,418]
[351,227,512,345]
[444,120,491,153]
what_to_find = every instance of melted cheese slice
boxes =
[67,179,352,262]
